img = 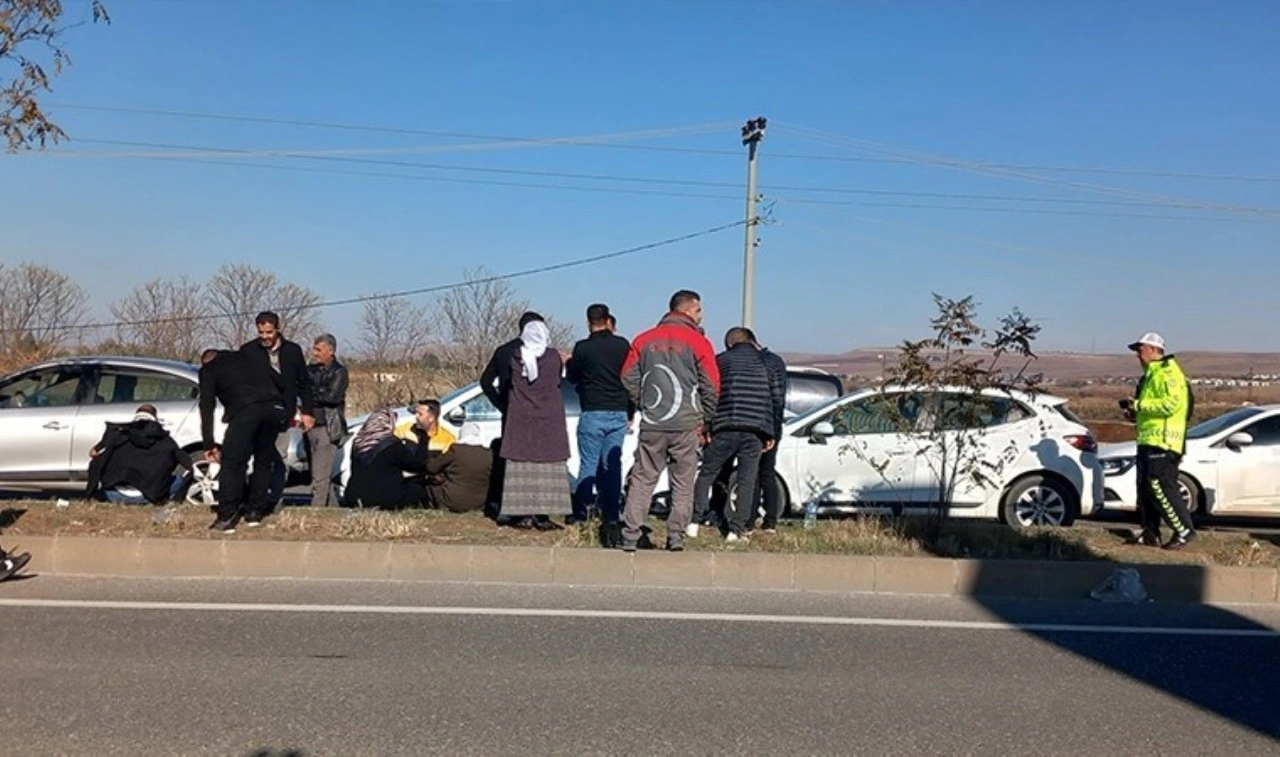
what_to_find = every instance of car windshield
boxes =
[439,383,478,407]
[1187,407,1265,440]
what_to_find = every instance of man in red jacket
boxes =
[619,290,721,552]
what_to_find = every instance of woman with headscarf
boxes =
[423,422,494,513]
[344,408,430,509]
[497,320,571,529]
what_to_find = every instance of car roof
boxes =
[4,355,199,380]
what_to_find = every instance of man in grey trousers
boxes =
[618,290,721,552]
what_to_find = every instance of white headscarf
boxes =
[458,422,483,445]
[519,320,551,383]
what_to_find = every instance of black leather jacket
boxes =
[308,359,349,442]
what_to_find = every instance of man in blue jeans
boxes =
[566,304,634,537]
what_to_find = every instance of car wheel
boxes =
[183,451,220,507]
[720,471,790,521]
[1178,473,1205,524]
[1001,475,1077,529]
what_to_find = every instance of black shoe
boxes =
[533,517,561,532]
[0,551,31,581]
[1127,530,1161,547]
[209,518,236,534]
[244,514,264,528]
[1163,530,1196,551]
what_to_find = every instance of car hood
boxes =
[1098,441,1137,459]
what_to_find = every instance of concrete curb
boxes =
[8,535,1279,604]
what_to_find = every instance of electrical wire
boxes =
[9,220,746,335]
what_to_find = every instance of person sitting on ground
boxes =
[422,423,494,513]
[0,545,32,582]
[345,408,430,510]
[87,404,194,505]
[394,398,457,455]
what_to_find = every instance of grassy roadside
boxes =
[2,500,1277,568]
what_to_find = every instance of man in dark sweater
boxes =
[691,327,786,542]
[566,303,634,527]
[199,347,291,532]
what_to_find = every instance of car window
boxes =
[94,369,198,404]
[1189,407,1264,440]
[459,393,503,423]
[822,392,923,436]
[1241,415,1280,446]
[935,393,1032,431]
[0,367,85,408]
[787,374,844,416]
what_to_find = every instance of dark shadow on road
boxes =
[934,525,1280,740]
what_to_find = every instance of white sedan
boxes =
[752,386,1104,528]
[1098,405,1280,519]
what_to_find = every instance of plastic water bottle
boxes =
[803,499,819,531]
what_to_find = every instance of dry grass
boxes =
[3,500,1276,568]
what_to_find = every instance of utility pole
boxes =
[740,117,766,328]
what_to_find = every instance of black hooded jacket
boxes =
[87,419,194,504]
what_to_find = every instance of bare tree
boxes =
[357,295,433,366]
[0,262,87,362]
[204,264,323,348]
[109,276,207,360]
[1,0,110,151]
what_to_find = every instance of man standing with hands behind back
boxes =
[1120,332,1195,550]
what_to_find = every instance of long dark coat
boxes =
[499,350,570,463]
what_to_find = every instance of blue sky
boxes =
[5,0,1279,355]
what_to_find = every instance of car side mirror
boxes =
[810,421,835,444]
[1226,431,1254,449]
[446,407,466,425]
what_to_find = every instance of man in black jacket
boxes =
[566,303,634,527]
[307,333,348,507]
[746,328,789,533]
[87,403,193,504]
[240,311,314,509]
[199,348,290,532]
[691,327,786,543]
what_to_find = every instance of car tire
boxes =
[1177,473,1206,525]
[182,450,220,507]
[720,470,790,521]
[1000,474,1078,529]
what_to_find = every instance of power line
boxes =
[13,220,746,335]
[50,102,1280,183]
[39,138,1277,219]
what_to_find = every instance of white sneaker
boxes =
[685,523,699,539]
[726,532,747,544]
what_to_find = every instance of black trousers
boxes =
[693,430,764,536]
[217,402,288,521]
[1135,444,1192,535]
[753,445,781,529]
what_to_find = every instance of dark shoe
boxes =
[533,517,561,532]
[666,536,684,552]
[0,550,32,581]
[244,513,264,528]
[209,518,236,534]
[600,522,623,549]
[1163,530,1196,551]
[1127,530,1160,547]
[621,538,638,553]
[509,517,535,530]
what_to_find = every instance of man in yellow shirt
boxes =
[395,398,456,455]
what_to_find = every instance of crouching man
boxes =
[87,403,193,504]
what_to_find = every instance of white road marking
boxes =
[0,598,1276,637]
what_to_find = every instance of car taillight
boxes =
[1064,434,1098,454]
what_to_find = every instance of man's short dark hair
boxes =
[669,289,700,313]
[518,311,544,330]
[255,311,280,329]
[586,303,611,326]
[724,327,752,348]
[415,398,442,418]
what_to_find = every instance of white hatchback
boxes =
[766,386,1104,528]
[1098,405,1280,520]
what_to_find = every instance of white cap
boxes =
[1127,332,1165,352]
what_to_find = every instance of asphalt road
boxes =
[2,576,1277,755]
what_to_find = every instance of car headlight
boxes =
[1100,457,1135,476]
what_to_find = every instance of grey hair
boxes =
[314,333,338,351]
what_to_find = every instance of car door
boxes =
[0,365,90,482]
[792,391,927,505]
[929,393,1040,509]
[1213,415,1280,514]
[69,365,201,479]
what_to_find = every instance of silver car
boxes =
[0,356,308,504]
